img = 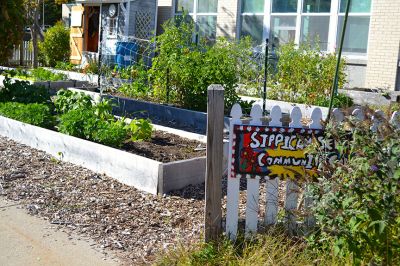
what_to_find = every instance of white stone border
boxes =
[0,115,208,195]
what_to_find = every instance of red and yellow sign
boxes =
[231,125,331,179]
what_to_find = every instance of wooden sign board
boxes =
[231,125,333,179]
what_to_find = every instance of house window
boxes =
[107,17,117,37]
[239,0,372,56]
[240,0,265,44]
[175,0,218,40]
[337,0,371,55]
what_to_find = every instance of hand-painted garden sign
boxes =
[231,125,328,179]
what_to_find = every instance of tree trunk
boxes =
[31,5,40,68]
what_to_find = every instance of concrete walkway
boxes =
[0,198,121,266]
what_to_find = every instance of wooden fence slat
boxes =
[205,85,224,242]
[284,106,303,232]
[264,105,282,225]
[390,111,400,129]
[352,108,364,120]
[245,105,263,237]
[226,103,243,240]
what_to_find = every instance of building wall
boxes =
[216,0,239,39]
[157,0,173,35]
[365,0,400,90]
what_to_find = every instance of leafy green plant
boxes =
[314,93,354,108]
[0,77,50,104]
[53,89,92,114]
[0,102,54,128]
[126,118,153,141]
[92,120,127,147]
[149,17,249,112]
[307,113,400,265]
[30,67,66,81]
[58,107,128,147]
[268,42,349,107]
[38,22,70,67]
[55,61,78,71]
[93,98,115,120]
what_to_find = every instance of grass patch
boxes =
[154,230,351,266]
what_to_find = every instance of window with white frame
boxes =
[239,0,372,56]
[175,0,218,40]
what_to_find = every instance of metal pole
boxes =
[263,38,269,114]
[42,0,45,30]
[327,0,351,121]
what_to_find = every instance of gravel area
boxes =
[0,135,289,264]
[0,136,204,265]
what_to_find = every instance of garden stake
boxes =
[327,0,351,121]
[263,38,269,115]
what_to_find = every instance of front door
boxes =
[85,6,100,53]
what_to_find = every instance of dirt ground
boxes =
[0,198,120,266]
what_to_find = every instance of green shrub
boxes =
[125,118,153,141]
[55,61,77,71]
[53,89,92,114]
[0,102,54,128]
[30,67,66,81]
[149,18,249,112]
[92,120,127,147]
[268,42,348,106]
[314,93,354,108]
[0,77,50,104]
[308,115,400,265]
[117,63,151,100]
[39,22,70,67]
[58,107,128,148]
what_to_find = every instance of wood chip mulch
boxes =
[0,136,205,265]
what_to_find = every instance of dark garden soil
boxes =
[122,131,206,163]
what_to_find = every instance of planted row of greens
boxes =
[105,18,353,111]
[1,67,66,81]
[0,78,152,148]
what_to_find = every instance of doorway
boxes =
[85,6,100,53]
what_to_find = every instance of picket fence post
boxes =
[204,85,224,242]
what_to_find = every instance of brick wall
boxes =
[216,0,239,39]
[365,0,400,90]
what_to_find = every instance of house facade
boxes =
[64,0,157,66]
[65,0,400,91]
[162,0,400,91]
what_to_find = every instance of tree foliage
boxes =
[0,0,25,64]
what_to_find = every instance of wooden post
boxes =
[204,84,224,242]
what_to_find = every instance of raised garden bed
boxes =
[0,115,206,195]
[69,88,231,134]
[0,66,90,90]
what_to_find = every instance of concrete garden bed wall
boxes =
[0,115,207,195]
[0,75,89,90]
[68,88,231,134]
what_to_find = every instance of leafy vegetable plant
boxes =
[0,77,50,104]
[126,118,153,141]
[0,102,54,128]
[53,89,92,114]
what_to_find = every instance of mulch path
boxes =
[0,136,205,265]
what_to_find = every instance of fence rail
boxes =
[225,104,400,240]
[8,41,33,66]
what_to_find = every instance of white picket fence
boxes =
[225,104,400,240]
[8,41,33,66]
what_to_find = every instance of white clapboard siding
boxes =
[264,105,282,226]
[245,105,263,237]
[226,103,243,240]
[225,105,400,240]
